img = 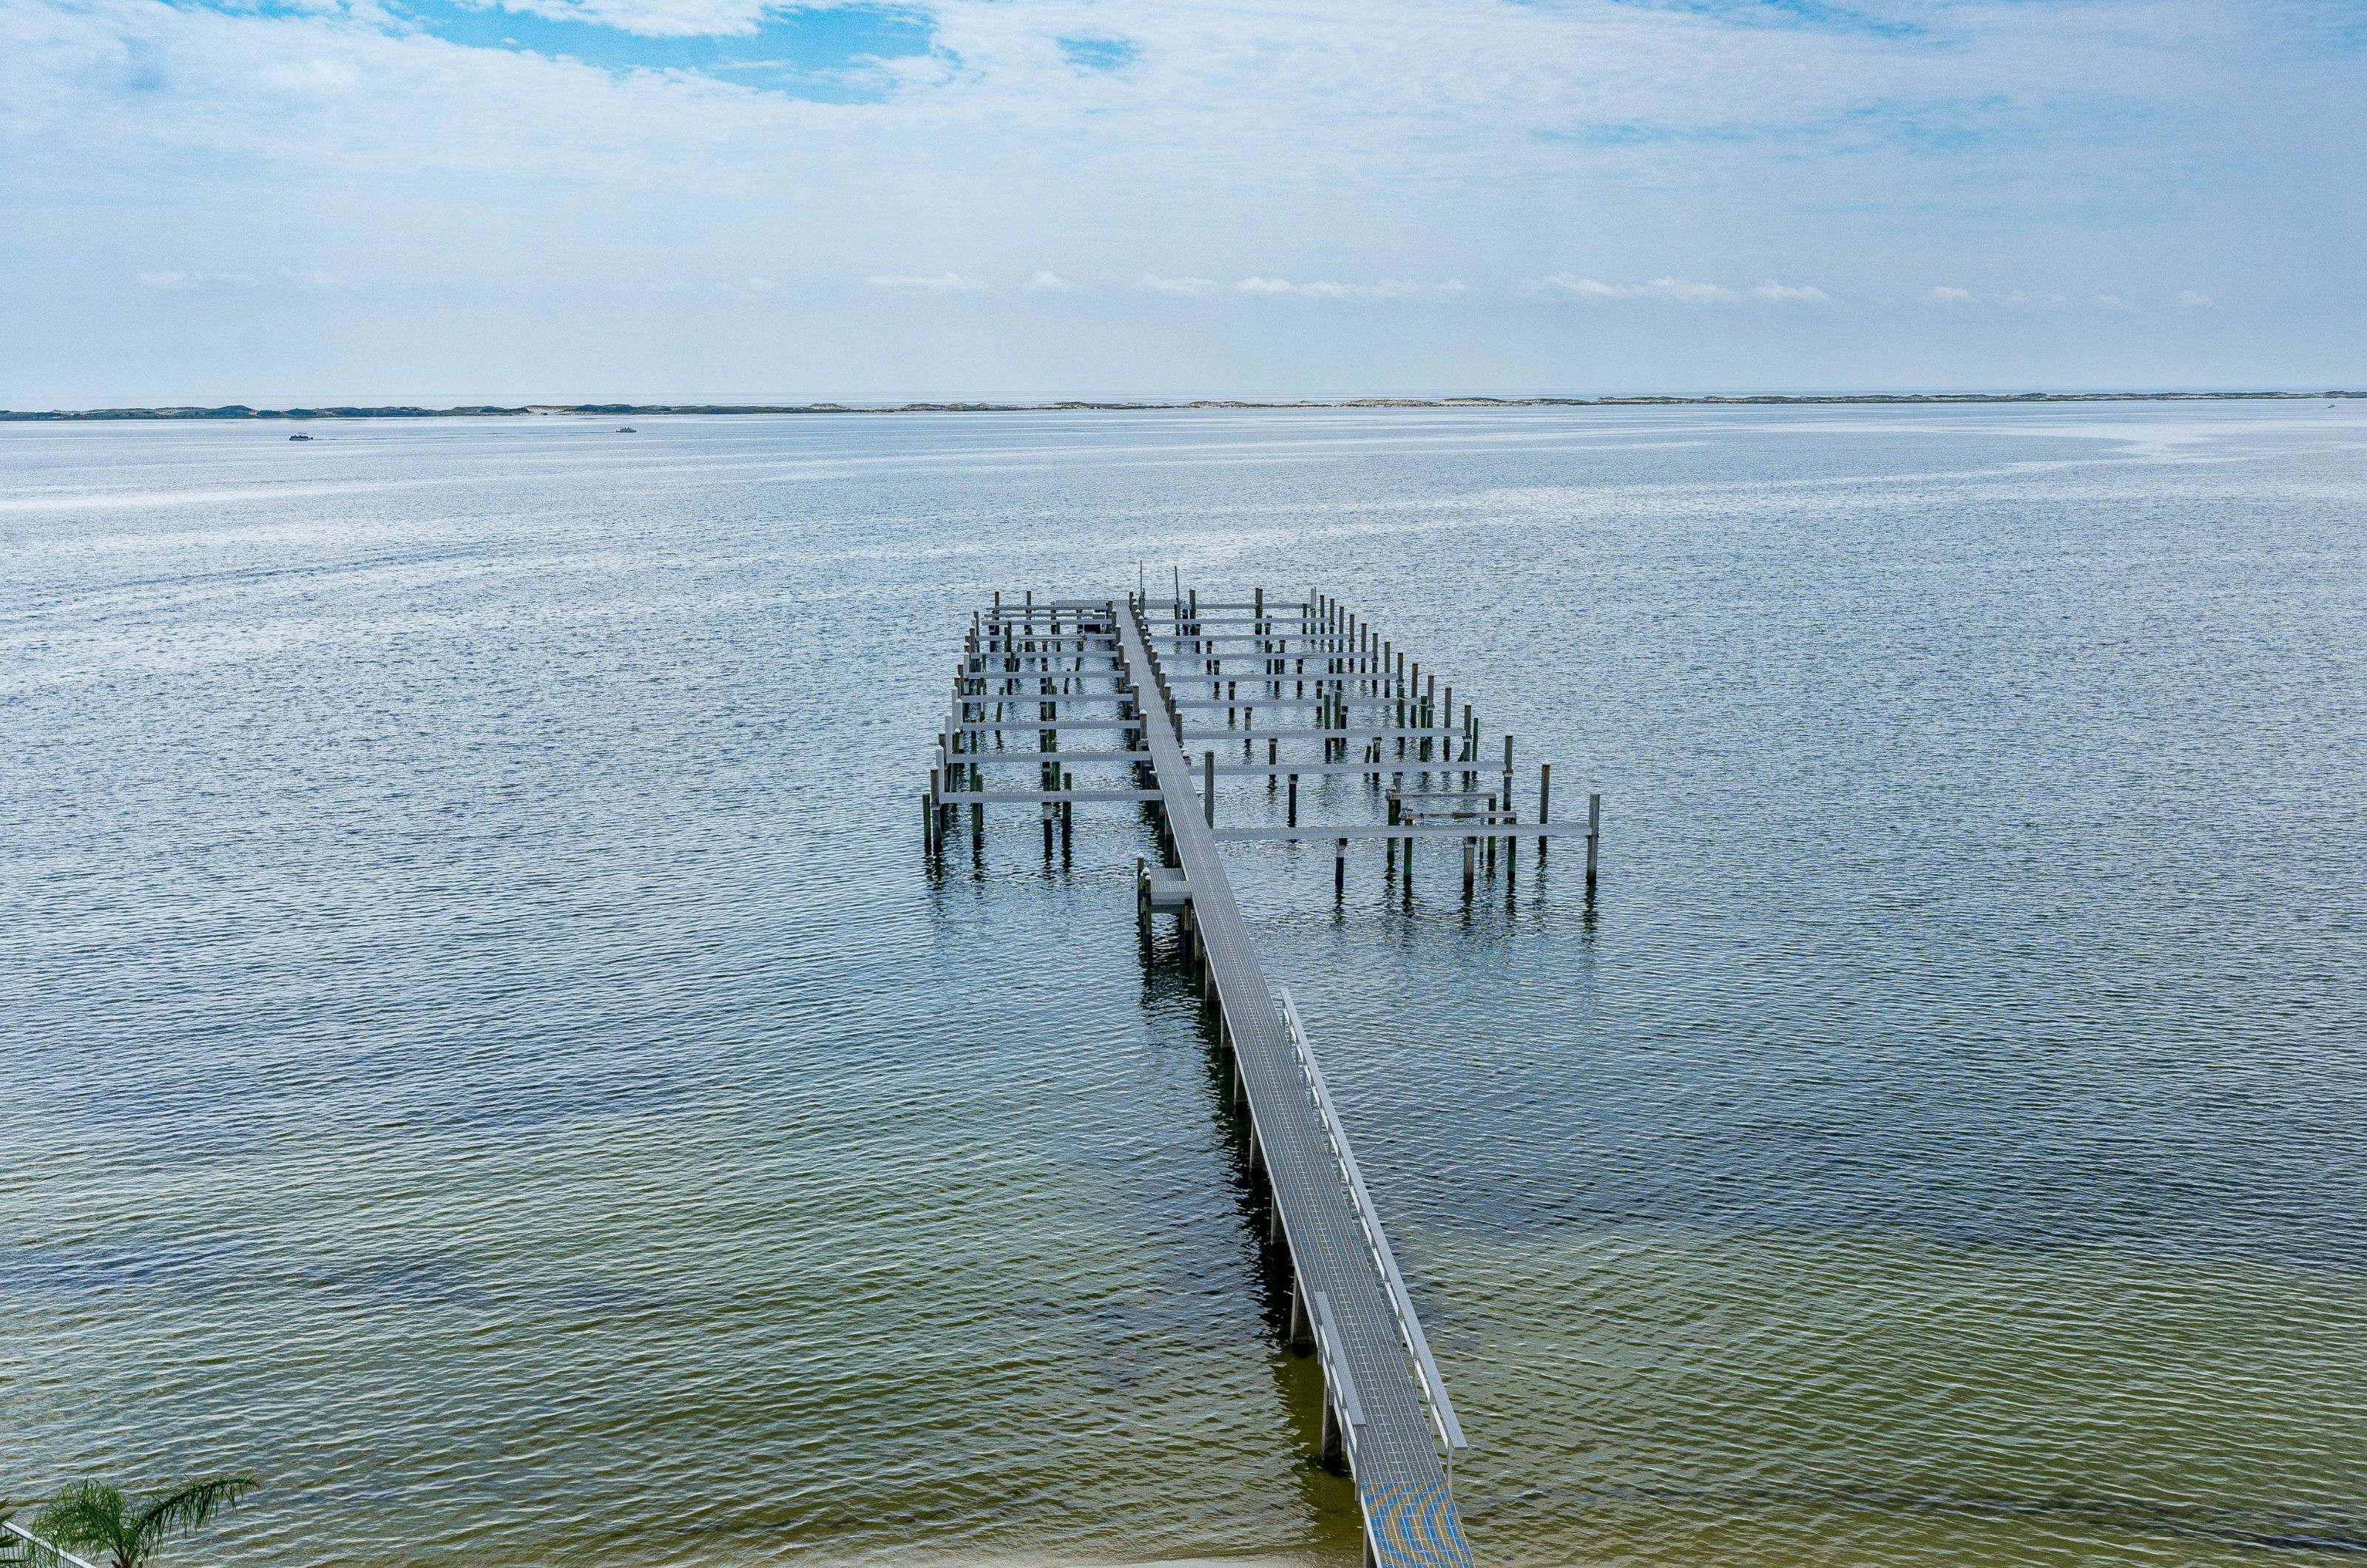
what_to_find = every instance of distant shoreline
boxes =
[3,391,2360,421]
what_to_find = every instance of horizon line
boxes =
[5,390,2364,422]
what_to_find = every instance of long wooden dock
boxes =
[925,589,1603,1568]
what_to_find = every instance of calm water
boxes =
[4,405,2365,1568]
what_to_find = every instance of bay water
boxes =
[4,405,2363,1568]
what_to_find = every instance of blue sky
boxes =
[1,0,2360,402]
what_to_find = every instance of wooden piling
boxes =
[1587,791,1601,889]
[1501,734,1514,874]
[1538,762,1551,862]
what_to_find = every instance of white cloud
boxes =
[745,277,776,292]
[1533,274,1740,303]
[1136,274,1220,297]
[1751,280,1832,303]
[458,0,774,39]
[5,0,2354,397]
[869,272,989,293]
[1026,271,1071,291]
[1532,274,1626,300]
[2176,289,2216,308]
[138,270,256,290]
[281,267,355,290]
[1638,276,1738,303]
[1235,277,1462,301]
[2094,293,2133,310]
[1922,287,2078,308]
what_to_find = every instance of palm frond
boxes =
[127,1479,257,1555]
[33,1485,128,1563]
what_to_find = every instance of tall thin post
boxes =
[1587,791,1602,890]
[1334,838,1346,901]
[1539,762,1552,862]
[1502,734,1515,874]
[1205,749,1217,826]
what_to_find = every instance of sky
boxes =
[1,0,2362,403]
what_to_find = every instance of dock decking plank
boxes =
[1115,602,1474,1568]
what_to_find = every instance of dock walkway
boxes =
[924,589,1605,1568]
[1114,601,1473,1568]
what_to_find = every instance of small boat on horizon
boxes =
[617,425,637,433]
[288,432,313,441]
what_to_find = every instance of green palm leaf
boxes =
[33,1485,126,1568]
[129,1481,256,1552]
[34,1478,257,1568]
